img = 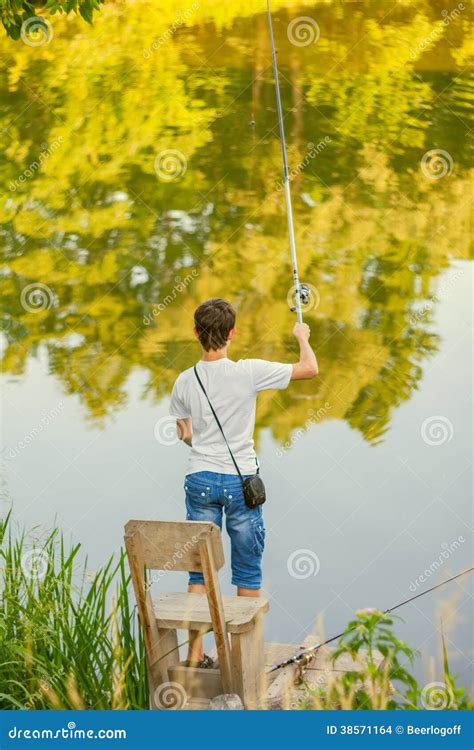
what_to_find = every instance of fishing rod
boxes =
[268,567,474,673]
[266,0,306,323]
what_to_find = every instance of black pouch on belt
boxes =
[193,365,266,510]
[242,473,266,509]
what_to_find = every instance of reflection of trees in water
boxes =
[0,0,472,443]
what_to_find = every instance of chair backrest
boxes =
[124,519,224,573]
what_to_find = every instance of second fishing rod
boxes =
[268,567,474,673]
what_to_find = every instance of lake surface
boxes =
[1,0,472,691]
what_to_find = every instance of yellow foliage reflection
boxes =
[1,0,472,444]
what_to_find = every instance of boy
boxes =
[169,297,318,665]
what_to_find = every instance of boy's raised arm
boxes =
[291,322,319,381]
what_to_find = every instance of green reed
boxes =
[0,512,148,709]
[1,513,470,711]
[298,609,471,711]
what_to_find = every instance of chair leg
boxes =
[148,628,181,710]
[231,616,266,709]
[199,537,234,693]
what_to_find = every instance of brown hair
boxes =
[194,298,236,351]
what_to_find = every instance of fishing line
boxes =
[266,0,304,322]
[268,566,474,673]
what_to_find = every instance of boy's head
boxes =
[194,298,236,351]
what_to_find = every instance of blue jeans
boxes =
[184,471,265,590]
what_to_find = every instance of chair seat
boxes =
[153,592,269,634]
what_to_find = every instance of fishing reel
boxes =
[294,652,315,685]
[290,283,311,312]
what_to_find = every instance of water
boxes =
[1,1,472,691]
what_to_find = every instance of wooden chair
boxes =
[124,519,269,709]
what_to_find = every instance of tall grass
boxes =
[1,513,470,711]
[0,512,148,709]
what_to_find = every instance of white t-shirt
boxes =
[169,358,292,475]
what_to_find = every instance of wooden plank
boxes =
[186,698,211,710]
[149,628,180,688]
[265,636,320,710]
[124,520,225,572]
[168,666,223,701]
[265,639,387,710]
[231,613,266,709]
[153,592,269,633]
[199,536,234,694]
[264,642,309,669]
[124,527,165,704]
